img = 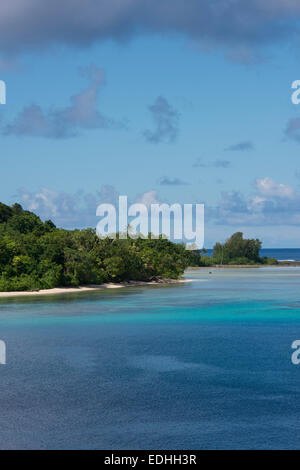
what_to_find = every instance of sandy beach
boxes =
[0,278,193,299]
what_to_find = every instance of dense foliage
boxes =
[0,203,278,291]
[212,232,277,265]
[0,202,194,291]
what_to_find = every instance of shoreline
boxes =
[1,263,299,298]
[0,278,192,299]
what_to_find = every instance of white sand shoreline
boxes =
[0,278,194,299]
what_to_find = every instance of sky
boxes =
[1,1,300,247]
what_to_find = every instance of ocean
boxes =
[0,267,300,449]
[205,248,300,261]
[260,248,300,261]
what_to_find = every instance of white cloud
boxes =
[15,185,120,228]
[16,186,162,227]
[255,177,295,199]
[210,177,300,226]
[135,190,160,208]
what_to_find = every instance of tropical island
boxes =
[0,202,277,293]
[196,231,278,267]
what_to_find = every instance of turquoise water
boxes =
[0,267,300,449]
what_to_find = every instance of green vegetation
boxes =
[0,202,192,292]
[212,232,262,265]
[185,232,278,267]
[0,203,279,292]
[211,232,278,266]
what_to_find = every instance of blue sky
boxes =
[2,1,300,247]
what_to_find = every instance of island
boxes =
[0,202,278,293]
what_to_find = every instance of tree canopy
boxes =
[212,232,276,265]
[0,203,277,292]
[0,202,192,291]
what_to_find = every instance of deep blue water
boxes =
[0,267,300,449]
[206,248,300,261]
[260,248,300,261]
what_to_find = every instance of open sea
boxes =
[205,248,300,261]
[0,266,300,449]
[259,248,300,261]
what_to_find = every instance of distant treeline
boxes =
[190,232,278,267]
[0,202,276,291]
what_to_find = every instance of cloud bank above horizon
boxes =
[15,176,300,232]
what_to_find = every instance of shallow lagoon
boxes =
[0,267,300,449]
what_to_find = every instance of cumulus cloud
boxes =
[16,177,300,230]
[15,184,121,228]
[15,185,165,227]
[255,176,295,198]
[4,64,124,138]
[143,96,179,144]
[158,176,188,186]
[135,190,160,208]
[210,176,300,225]
[0,1,300,60]
[224,141,254,152]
